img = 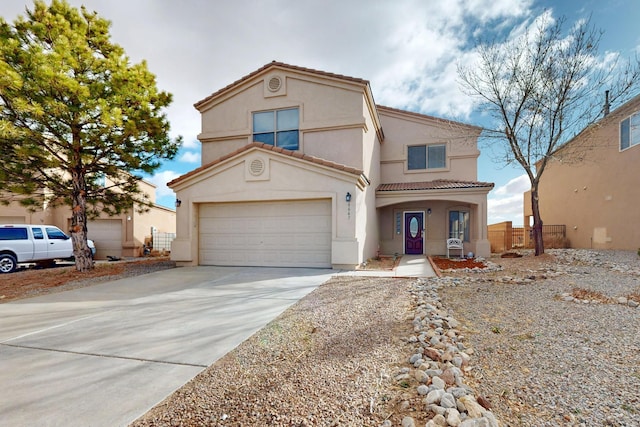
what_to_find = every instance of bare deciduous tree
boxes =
[458,12,640,255]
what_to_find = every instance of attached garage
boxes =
[87,219,123,259]
[199,199,332,268]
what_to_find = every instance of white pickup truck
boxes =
[0,224,96,273]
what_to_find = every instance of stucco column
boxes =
[475,200,491,257]
[171,198,196,265]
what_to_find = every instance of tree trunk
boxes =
[70,167,93,272]
[530,186,545,256]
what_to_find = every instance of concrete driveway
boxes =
[0,266,333,427]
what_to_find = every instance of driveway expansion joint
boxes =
[0,342,208,368]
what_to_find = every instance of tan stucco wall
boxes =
[198,71,368,169]
[529,97,640,250]
[137,179,158,204]
[304,128,364,170]
[378,108,481,184]
[0,200,47,224]
[171,149,363,268]
[356,97,382,263]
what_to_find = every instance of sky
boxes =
[1,0,639,225]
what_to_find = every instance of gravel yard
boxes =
[439,250,640,426]
[131,250,640,427]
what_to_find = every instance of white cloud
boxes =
[0,0,539,135]
[178,151,201,164]
[493,174,531,196]
[488,174,530,225]
[147,170,181,199]
[368,0,536,119]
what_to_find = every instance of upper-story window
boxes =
[407,144,446,170]
[253,108,299,150]
[620,111,640,150]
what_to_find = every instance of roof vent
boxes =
[249,158,265,176]
[268,76,282,92]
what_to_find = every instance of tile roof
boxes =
[168,142,365,187]
[194,61,370,110]
[376,179,494,192]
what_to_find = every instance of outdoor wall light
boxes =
[175,199,182,208]
[345,192,352,202]
[427,208,432,215]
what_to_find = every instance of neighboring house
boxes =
[0,178,176,259]
[169,62,493,269]
[523,93,640,250]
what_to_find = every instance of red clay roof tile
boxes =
[376,180,494,192]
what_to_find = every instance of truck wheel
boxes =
[0,254,17,274]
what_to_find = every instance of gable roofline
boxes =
[376,105,482,132]
[194,61,384,142]
[195,61,369,110]
[168,142,367,188]
[538,91,640,167]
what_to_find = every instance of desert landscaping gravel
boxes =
[439,249,640,426]
[131,249,640,427]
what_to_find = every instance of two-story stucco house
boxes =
[169,62,493,269]
[524,92,640,250]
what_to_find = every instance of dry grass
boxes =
[570,287,612,303]
[524,235,571,249]
[359,255,399,270]
[627,292,640,304]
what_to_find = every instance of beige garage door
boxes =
[87,219,122,259]
[199,199,332,268]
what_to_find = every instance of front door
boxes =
[404,212,424,255]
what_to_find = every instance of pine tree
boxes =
[0,0,181,271]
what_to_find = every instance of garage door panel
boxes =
[199,200,331,268]
[87,219,122,260]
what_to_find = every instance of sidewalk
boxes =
[337,255,436,278]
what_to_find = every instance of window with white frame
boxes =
[620,111,640,150]
[449,210,469,242]
[253,108,299,150]
[407,143,446,170]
